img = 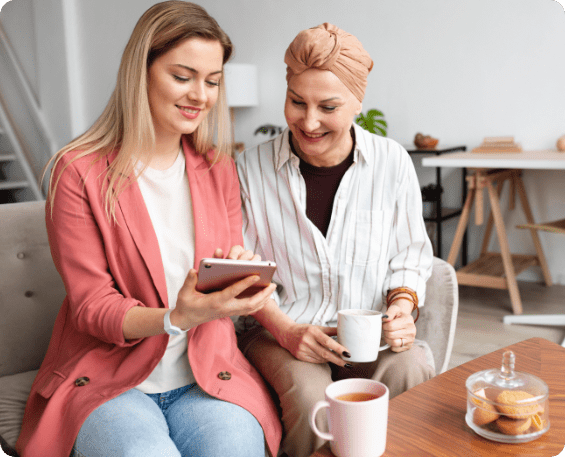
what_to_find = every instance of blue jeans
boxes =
[71,383,265,457]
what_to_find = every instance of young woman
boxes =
[16,2,281,457]
[236,23,434,457]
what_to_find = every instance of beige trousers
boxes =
[239,327,435,457]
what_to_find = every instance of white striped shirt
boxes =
[235,123,433,330]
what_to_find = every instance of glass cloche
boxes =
[465,350,549,443]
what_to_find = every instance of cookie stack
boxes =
[471,388,546,436]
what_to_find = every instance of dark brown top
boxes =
[290,131,355,237]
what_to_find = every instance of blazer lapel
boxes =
[110,155,169,308]
[182,136,218,265]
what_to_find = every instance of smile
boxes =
[177,105,201,119]
[301,130,328,139]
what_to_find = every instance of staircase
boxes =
[0,23,56,204]
[0,100,43,203]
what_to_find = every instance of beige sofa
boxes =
[0,201,458,456]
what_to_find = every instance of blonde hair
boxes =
[45,1,234,222]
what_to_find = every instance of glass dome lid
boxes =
[466,351,548,402]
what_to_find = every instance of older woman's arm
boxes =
[382,145,434,351]
[251,300,350,367]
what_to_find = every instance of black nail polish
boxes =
[342,351,351,358]
[345,363,353,368]
[382,314,389,319]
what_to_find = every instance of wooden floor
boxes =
[448,281,565,370]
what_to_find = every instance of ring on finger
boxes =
[401,338,404,347]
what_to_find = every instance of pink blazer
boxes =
[16,137,282,457]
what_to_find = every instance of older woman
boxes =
[16,2,281,457]
[236,23,434,457]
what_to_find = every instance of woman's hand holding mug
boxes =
[381,299,416,353]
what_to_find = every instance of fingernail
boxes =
[382,314,389,319]
[345,363,353,368]
[342,351,351,358]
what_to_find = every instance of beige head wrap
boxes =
[284,23,373,102]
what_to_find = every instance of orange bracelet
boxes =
[386,287,420,323]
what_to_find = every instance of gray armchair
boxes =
[0,201,459,456]
[416,257,459,374]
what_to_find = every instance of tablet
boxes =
[196,258,277,297]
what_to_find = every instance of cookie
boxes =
[530,413,545,432]
[496,416,532,435]
[495,390,542,419]
[471,389,499,426]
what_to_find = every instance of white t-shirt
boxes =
[135,150,196,393]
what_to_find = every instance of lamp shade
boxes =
[223,63,259,107]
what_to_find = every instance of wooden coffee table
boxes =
[311,337,565,456]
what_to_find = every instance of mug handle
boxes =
[309,401,334,441]
[379,343,390,351]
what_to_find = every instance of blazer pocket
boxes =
[37,371,66,399]
[346,210,384,266]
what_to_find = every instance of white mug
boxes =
[310,378,389,457]
[337,309,390,362]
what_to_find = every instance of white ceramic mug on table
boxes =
[337,309,390,362]
[310,378,389,457]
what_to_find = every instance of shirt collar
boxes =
[351,123,373,166]
[274,123,372,171]
[274,128,298,171]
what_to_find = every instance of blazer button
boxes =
[218,371,231,380]
[74,377,90,387]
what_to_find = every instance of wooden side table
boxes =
[421,149,565,316]
[310,337,565,456]
[446,168,552,315]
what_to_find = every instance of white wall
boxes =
[2,0,565,282]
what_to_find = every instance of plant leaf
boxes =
[356,109,387,136]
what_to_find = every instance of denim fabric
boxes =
[71,383,265,457]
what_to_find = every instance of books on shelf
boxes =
[472,136,522,153]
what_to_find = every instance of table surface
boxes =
[422,150,565,170]
[310,337,565,457]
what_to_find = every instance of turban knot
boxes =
[284,23,373,102]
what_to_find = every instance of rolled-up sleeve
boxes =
[46,156,143,346]
[383,148,434,307]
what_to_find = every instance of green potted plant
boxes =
[355,109,387,137]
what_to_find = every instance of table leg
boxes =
[475,174,484,226]
[462,167,468,265]
[447,185,475,266]
[480,179,505,255]
[513,173,553,287]
[486,179,523,315]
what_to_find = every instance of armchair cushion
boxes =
[0,370,37,454]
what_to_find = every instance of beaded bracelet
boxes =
[386,287,420,323]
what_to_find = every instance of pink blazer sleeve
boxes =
[46,154,143,347]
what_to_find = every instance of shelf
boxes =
[517,219,565,235]
[456,252,539,289]
[405,145,467,155]
[406,144,468,262]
